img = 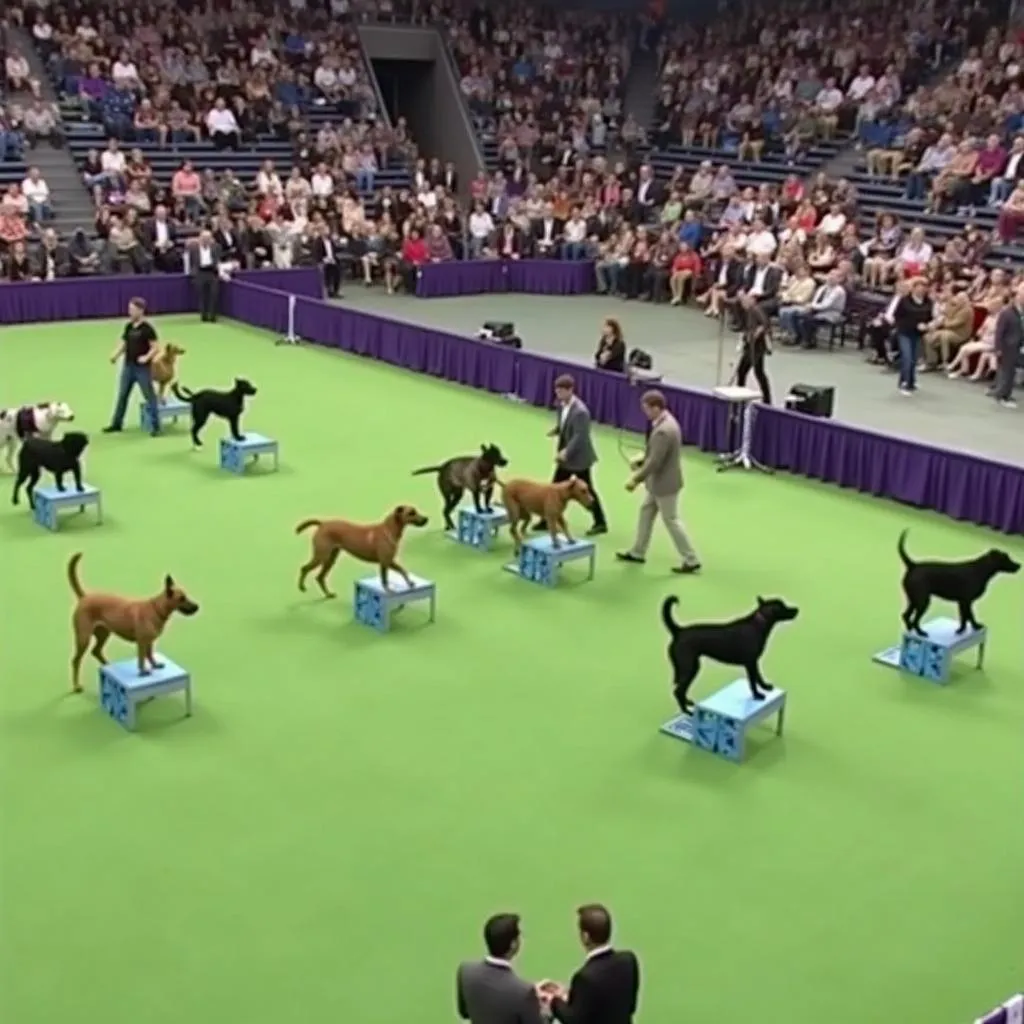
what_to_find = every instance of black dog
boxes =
[661,595,799,715]
[172,379,257,447]
[898,529,1020,636]
[412,444,509,530]
[12,432,89,509]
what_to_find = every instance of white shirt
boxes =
[197,244,214,267]
[112,60,139,84]
[1004,152,1023,179]
[540,219,556,243]
[558,396,578,428]
[337,65,357,88]
[257,171,282,197]
[847,74,875,100]
[899,242,932,266]
[469,211,494,239]
[812,284,845,312]
[22,177,49,203]
[883,294,900,323]
[101,149,126,173]
[155,219,170,245]
[321,237,334,262]
[564,218,587,243]
[311,172,334,197]
[251,46,277,67]
[586,946,612,961]
[33,22,53,42]
[749,265,770,296]
[207,108,239,134]
[314,66,338,90]
[816,87,843,112]
[746,230,777,257]
[818,212,846,235]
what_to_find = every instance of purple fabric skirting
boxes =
[416,259,595,298]
[5,273,1022,535]
[0,267,322,325]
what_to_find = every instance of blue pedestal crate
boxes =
[32,484,102,532]
[661,679,787,762]
[99,655,192,731]
[447,505,509,551]
[503,535,596,587]
[219,433,279,474]
[140,398,189,432]
[872,616,986,684]
[353,574,437,633]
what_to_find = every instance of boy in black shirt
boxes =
[103,297,161,435]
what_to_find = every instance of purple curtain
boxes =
[415,260,595,298]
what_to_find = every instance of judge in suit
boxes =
[541,905,641,1024]
[188,229,223,322]
[990,279,1024,407]
[212,216,242,264]
[456,913,545,1024]
[310,222,343,298]
[532,206,562,259]
[141,205,180,273]
[534,373,607,535]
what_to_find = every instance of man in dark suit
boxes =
[738,252,783,317]
[456,913,545,1024]
[31,229,70,280]
[634,165,662,216]
[533,373,607,535]
[532,205,562,259]
[212,215,242,264]
[188,228,223,322]
[310,222,343,298]
[141,205,181,273]
[542,905,640,1024]
[990,279,1023,408]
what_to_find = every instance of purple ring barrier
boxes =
[976,994,1023,1024]
[0,267,323,326]
[415,259,595,298]
[3,272,1022,535]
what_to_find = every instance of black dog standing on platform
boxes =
[412,444,508,531]
[661,595,799,715]
[172,379,257,447]
[898,529,1020,636]
[12,432,89,509]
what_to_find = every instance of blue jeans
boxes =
[561,242,587,261]
[110,362,159,432]
[355,169,375,192]
[897,333,919,390]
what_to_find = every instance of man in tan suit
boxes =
[616,390,701,574]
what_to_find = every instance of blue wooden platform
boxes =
[219,433,279,474]
[661,679,787,762]
[32,484,102,531]
[141,398,189,432]
[99,655,192,731]
[503,534,596,587]
[872,616,987,684]
[354,574,437,632]
[447,505,509,551]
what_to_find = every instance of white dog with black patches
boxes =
[0,401,75,471]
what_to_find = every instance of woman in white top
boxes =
[467,201,495,259]
[883,228,933,287]
[206,98,240,150]
[284,168,311,206]
[5,53,30,91]
[255,160,282,199]
[562,209,589,260]
[947,294,1004,380]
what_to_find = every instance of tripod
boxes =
[713,311,772,474]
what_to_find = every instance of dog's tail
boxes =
[661,596,683,637]
[67,552,86,598]
[411,465,443,476]
[171,384,194,403]
[295,518,322,535]
[897,529,915,569]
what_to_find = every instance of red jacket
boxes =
[402,237,428,264]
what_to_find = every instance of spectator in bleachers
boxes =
[21,166,51,223]
[5,50,31,93]
[6,239,32,281]
[22,98,63,148]
[32,228,70,280]
[0,104,26,161]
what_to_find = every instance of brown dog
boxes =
[499,476,593,553]
[67,552,199,692]
[296,505,429,598]
[151,343,186,402]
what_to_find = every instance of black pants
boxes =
[866,322,896,363]
[992,343,1018,401]
[735,340,772,404]
[322,260,342,297]
[197,269,220,321]
[546,465,606,529]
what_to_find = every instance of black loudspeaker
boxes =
[477,321,522,348]
[785,383,835,418]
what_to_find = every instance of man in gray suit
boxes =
[456,913,546,1024]
[990,280,1023,409]
[616,389,701,573]
[533,374,607,534]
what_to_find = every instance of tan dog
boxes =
[151,343,186,402]
[499,475,593,553]
[67,552,199,692]
[296,505,429,598]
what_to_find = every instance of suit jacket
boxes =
[551,948,640,1024]
[993,303,1024,355]
[141,218,179,252]
[310,236,339,264]
[743,263,782,299]
[456,959,545,1024]
[533,218,562,246]
[213,227,241,260]
[188,240,223,275]
[710,258,745,295]
[633,411,683,497]
[635,178,662,208]
[496,227,525,259]
[557,396,598,472]
[31,243,70,280]
[240,226,272,265]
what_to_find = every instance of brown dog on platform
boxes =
[499,476,593,554]
[151,343,186,402]
[67,552,199,692]
[296,505,429,598]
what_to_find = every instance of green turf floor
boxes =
[1,317,1022,1024]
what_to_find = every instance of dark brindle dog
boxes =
[172,378,257,447]
[898,529,1019,636]
[412,443,508,531]
[661,595,799,715]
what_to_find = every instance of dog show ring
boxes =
[661,679,787,763]
[503,534,596,587]
[447,505,510,551]
[354,575,437,633]
[32,484,103,532]
[714,386,772,474]
[872,617,988,684]
[140,398,190,432]
[218,434,280,474]
[99,655,192,731]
